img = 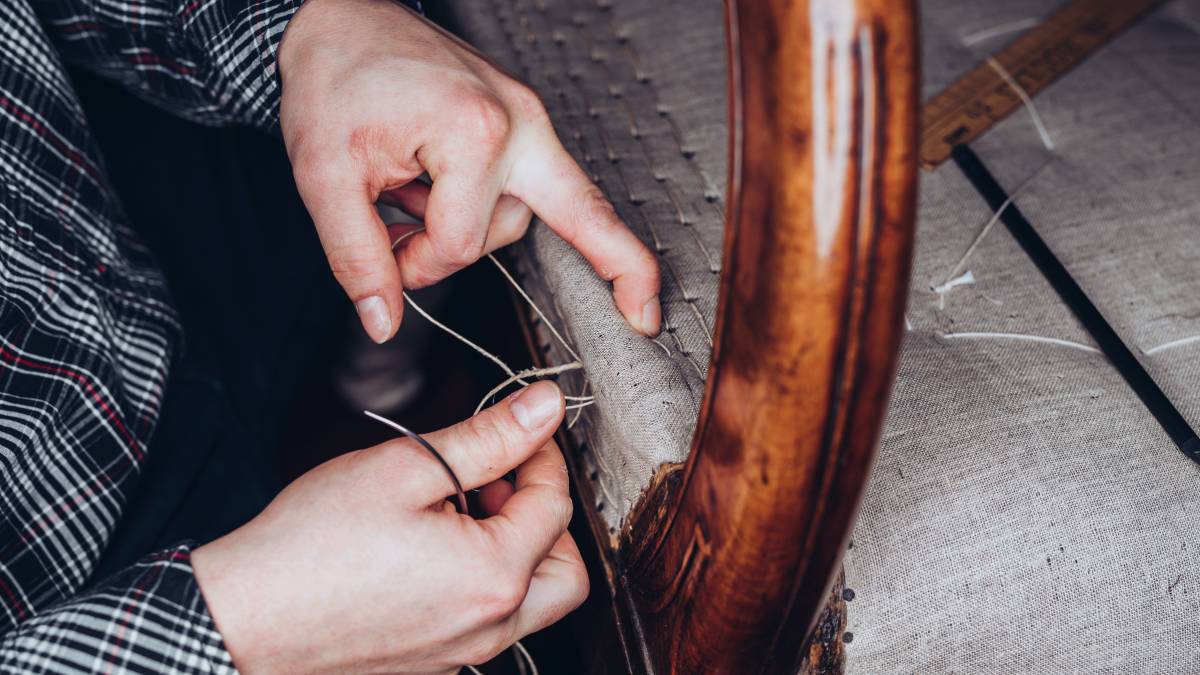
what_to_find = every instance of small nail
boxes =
[356,295,392,344]
[511,381,563,431]
[639,296,662,335]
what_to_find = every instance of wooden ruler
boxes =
[920,0,1165,170]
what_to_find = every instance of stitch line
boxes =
[505,0,713,382]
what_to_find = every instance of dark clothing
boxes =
[76,69,343,582]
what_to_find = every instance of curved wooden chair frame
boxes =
[527,1,919,672]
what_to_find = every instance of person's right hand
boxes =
[278,0,661,344]
[191,381,587,674]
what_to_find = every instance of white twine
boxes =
[390,230,594,675]
[962,17,1038,46]
[987,57,1055,151]
[938,157,1054,293]
[393,228,592,409]
[940,331,1100,354]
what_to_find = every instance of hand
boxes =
[278,0,661,343]
[192,382,588,674]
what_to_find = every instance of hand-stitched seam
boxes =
[560,2,724,273]
[493,0,713,387]
[519,0,720,275]
[524,0,714,377]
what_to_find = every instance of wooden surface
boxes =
[799,573,849,675]
[616,0,919,672]
[920,0,1163,168]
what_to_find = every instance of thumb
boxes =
[405,381,565,506]
[298,167,403,343]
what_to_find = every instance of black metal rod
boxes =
[951,144,1200,464]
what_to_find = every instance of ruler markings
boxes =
[920,0,1165,169]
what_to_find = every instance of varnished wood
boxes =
[618,1,918,672]
[509,1,918,672]
[799,573,848,675]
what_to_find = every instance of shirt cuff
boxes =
[0,543,237,674]
[241,0,306,131]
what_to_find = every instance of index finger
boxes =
[480,439,572,574]
[507,134,661,336]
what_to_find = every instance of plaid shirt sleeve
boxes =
[0,545,235,674]
[3,0,425,670]
[0,0,315,670]
[35,0,306,130]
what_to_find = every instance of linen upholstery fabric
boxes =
[438,0,727,525]
[842,0,1200,671]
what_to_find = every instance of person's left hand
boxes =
[192,382,587,674]
[278,0,661,343]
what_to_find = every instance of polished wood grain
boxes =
[511,0,919,672]
[618,0,918,672]
[800,572,849,675]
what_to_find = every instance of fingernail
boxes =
[356,295,392,344]
[510,381,563,431]
[639,296,661,335]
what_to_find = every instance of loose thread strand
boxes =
[486,253,595,429]
[488,254,582,363]
[987,57,1055,151]
[940,158,1053,287]
[568,381,591,429]
[390,231,551,675]
[393,231,592,425]
[475,362,586,415]
[961,17,1038,46]
[404,290,525,382]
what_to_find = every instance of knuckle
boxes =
[452,89,511,151]
[431,228,485,268]
[476,569,526,622]
[291,147,339,189]
[549,492,573,530]
[496,197,533,237]
[507,83,548,123]
[499,215,531,244]
[574,186,618,233]
[326,244,382,284]
[568,563,591,606]
[637,247,661,285]
[398,265,435,290]
[396,248,438,289]
[446,241,482,267]
[461,414,512,475]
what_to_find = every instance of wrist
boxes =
[278,0,381,85]
[276,0,323,88]
[193,532,275,673]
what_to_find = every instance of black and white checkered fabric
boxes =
[0,0,331,671]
